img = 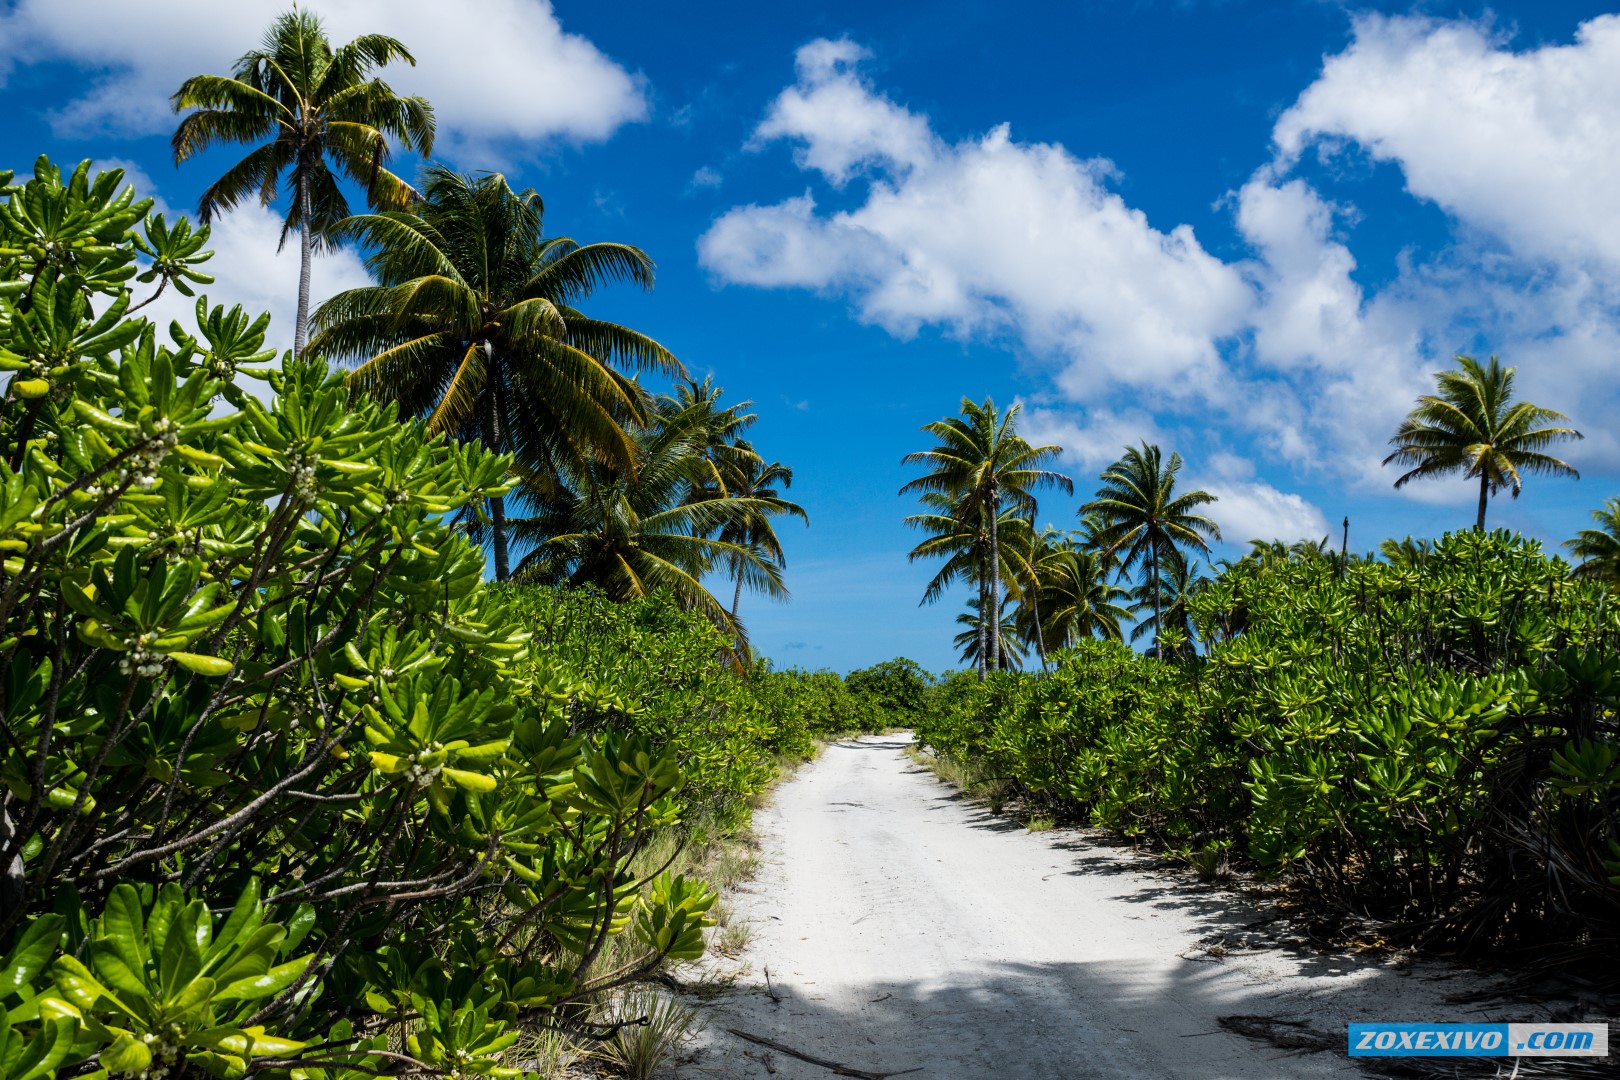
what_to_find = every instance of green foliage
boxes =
[1384,354,1582,530]
[501,585,913,826]
[0,156,727,1079]
[919,530,1620,965]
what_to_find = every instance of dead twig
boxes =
[725,1028,921,1079]
[764,966,782,1005]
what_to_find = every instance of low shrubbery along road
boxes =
[698,735,1550,1080]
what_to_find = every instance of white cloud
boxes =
[699,40,1253,399]
[689,166,723,189]
[707,25,1620,516]
[752,38,936,186]
[1018,404,1166,475]
[1232,172,1433,482]
[0,0,645,151]
[101,159,372,358]
[1273,13,1620,273]
[1202,477,1332,547]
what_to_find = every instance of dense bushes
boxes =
[0,157,735,1080]
[0,158,902,1080]
[918,530,1620,965]
[500,585,910,827]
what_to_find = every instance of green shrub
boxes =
[919,530,1620,962]
[0,156,718,1079]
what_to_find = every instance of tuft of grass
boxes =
[1168,842,1232,882]
[510,1026,578,1079]
[711,917,752,958]
[1025,815,1055,833]
[597,990,705,1080]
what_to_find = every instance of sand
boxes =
[683,734,1550,1079]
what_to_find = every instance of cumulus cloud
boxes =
[751,38,936,185]
[1250,13,1620,481]
[1273,13,1620,273]
[1202,478,1332,548]
[708,23,1620,514]
[0,0,645,151]
[699,39,1253,400]
[100,159,372,357]
[1018,404,1167,475]
[1196,453,1332,546]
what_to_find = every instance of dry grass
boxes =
[595,989,705,1080]
[908,745,1021,815]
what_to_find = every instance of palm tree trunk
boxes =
[975,564,988,682]
[294,170,312,359]
[1150,544,1163,661]
[484,344,511,582]
[1476,472,1489,532]
[1031,579,1049,674]
[731,569,745,621]
[988,491,1001,671]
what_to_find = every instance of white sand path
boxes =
[688,734,1527,1079]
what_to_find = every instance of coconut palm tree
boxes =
[953,595,1026,671]
[901,398,1070,679]
[308,166,679,580]
[904,495,1036,675]
[1016,537,1129,651]
[499,394,788,649]
[1082,443,1220,659]
[713,448,808,621]
[1565,497,1620,586]
[1244,536,1332,567]
[1379,536,1433,569]
[1384,354,1582,531]
[171,9,434,355]
[1127,550,1203,658]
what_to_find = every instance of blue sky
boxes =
[3,0,1618,673]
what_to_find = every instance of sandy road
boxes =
[689,734,1517,1080]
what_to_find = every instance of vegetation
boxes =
[494,386,804,652]
[0,154,907,1080]
[308,166,679,581]
[1081,442,1220,659]
[171,9,435,354]
[1384,353,1583,530]
[902,398,1070,679]
[1566,496,1620,586]
[917,530,1620,973]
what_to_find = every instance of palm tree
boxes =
[171,9,434,355]
[1127,551,1203,658]
[714,448,808,621]
[1565,498,1620,586]
[904,495,1036,675]
[1379,536,1433,569]
[308,166,679,580]
[1384,354,1582,531]
[1016,538,1129,651]
[499,395,788,649]
[901,398,1070,679]
[953,595,1026,671]
[1082,443,1220,659]
[655,378,805,631]
[1244,536,1332,567]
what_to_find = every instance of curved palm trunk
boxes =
[484,345,511,582]
[1031,580,1049,674]
[294,170,312,358]
[1476,472,1489,532]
